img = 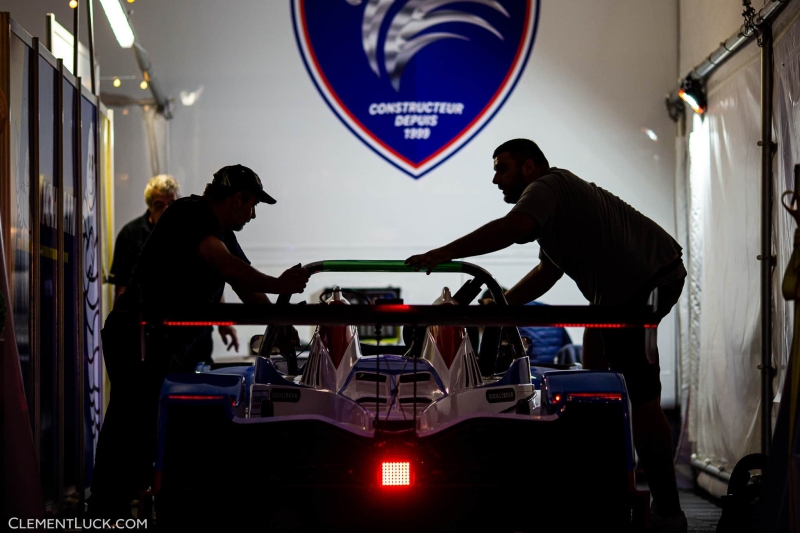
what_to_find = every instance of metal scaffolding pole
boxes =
[758,23,776,456]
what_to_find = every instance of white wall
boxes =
[5,0,680,404]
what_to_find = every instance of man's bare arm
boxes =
[198,235,309,294]
[406,212,540,273]
[504,256,563,305]
[233,289,272,304]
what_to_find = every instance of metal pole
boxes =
[56,59,66,516]
[131,42,172,119]
[759,23,775,456]
[85,0,96,95]
[689,456,732,482]
[669,0,789,100]
[31,38,42,467]
[72,1,79,79]
[139,303,661,328]
[75,81,85,513]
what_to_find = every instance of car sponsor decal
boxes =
[292,0,540,178]
[486,387,515,403]
[270,388,302,403]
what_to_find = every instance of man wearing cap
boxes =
[108,173,240,367]
[88,165,311,519]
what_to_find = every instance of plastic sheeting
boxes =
[773,16,800,411]
[674,137,691,426]
[687,60,763,471]
[683,16,800,479]
[142,105,170,177]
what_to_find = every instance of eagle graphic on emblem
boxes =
[348,0,510,91]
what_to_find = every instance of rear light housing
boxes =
[547,391,624,413]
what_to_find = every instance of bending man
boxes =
[405,138,687,532]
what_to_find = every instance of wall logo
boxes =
[292,0,540,178]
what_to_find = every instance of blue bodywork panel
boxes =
[156,372,246,472]
[540,370,634,469]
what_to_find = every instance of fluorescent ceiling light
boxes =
[98,0,135,48]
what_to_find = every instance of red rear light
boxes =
[568,392,623,401]
[381,461,411,486]
[552,323,657,329]
[167,395,225,401]
[550,392,623,405]
[163,321,236,327]
[167,395,238,407]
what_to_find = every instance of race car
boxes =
[152,260,648,532]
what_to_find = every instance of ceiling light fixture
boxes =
[98,0,135,48]
[678,77,707,115]
[140,80,148,90]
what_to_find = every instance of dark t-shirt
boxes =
[511,168,682,305]
[119,195,249,312]
[108,210,154,287]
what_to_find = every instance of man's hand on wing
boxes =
[277,266,311,294]
[405,247,452,275]
[218,325,240,352]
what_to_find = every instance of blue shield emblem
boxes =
[292,0,540,178]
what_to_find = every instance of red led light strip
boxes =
[373,304,411,311]
[552,392,624,403]
[163,321,236,327]
[168,394,238,406]
[552,323,657,329]
[145,321,652,328]
[568,393,623,400]
[168,395,225,401]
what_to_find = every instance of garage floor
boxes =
[680,489,723,533]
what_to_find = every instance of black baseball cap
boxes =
[212,164,276,205]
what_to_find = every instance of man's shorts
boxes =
[599,259,687,407]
